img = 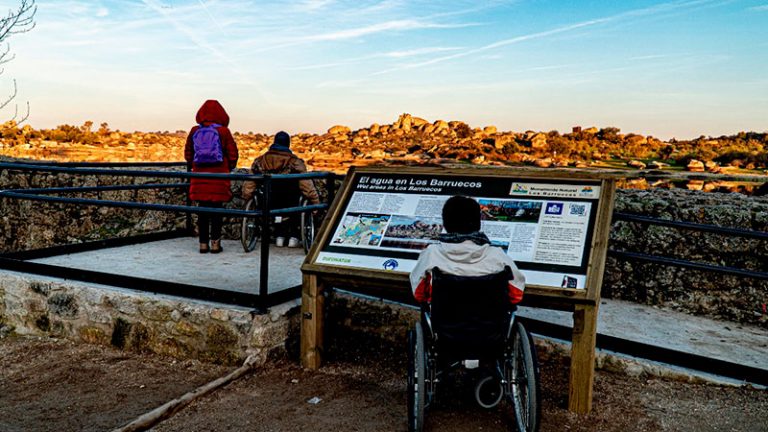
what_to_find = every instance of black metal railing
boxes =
[0,161,338,312]
[608,211,768,280]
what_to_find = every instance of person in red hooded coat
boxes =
[184,100,239,253]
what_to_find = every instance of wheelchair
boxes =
[407,267,541,432]
[240,187,316,254]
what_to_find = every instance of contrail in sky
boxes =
[373,0,730,75]
[196,0,230,38]
[140,0,268,101]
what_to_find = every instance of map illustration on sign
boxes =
[332,213,390,247]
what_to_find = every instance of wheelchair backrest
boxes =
[429,266,511,358]
[266,177,301,210]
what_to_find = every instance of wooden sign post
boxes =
[301,166,616,414]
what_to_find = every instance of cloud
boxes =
[196,0,230,37]
[298,19,477,43]
[749,5,768,11]
[351,0,403,15]
[134,0,270,102]
[96,7,109,17]
[629,54,677,61]
[316,78,369,89]
[369,17,614,75]
[229,16,477,55]
[526,64,573,71]
[297,0,336,11]
[135,0,245,64]
[373,0,731,75]
[138,0,219,52]
[382,46,464,58]
[286,46,463,71]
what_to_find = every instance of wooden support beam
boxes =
[568,303,600,414]
[301,274,324,370]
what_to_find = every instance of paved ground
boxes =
[518,300,768,377]
[31,238,305,295]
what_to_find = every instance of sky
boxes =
[2,0,768,139]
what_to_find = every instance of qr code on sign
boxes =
[569,204,586,216]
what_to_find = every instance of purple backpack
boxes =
[192,123,224,164]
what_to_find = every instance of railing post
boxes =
[185,164,193,235]
[325,173,336,205]
[258,174,272,312]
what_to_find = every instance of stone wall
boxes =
[326,292,418,344]
[0,271,299,365]
[604,189,768,327]
[0,161,188,253]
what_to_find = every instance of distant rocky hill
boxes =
[1,115,766,181]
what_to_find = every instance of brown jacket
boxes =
[242,149,320,204]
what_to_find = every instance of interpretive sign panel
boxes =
[314,170,602,290]
[302,166,617,413]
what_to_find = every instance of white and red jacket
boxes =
[409,241,526,305]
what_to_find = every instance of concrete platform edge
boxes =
[534,335,764,389]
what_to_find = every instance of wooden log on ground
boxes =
[111,355,259,432]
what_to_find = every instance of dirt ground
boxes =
[1,335,766,432]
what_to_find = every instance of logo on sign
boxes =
[382,259,399,271]
[580,186,594,196]
[561,275,578,288]
[545,202,563,215]
[510,183,529,194]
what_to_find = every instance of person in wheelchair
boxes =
[409,195,525,305]
[407,195,538,432]
[241,131,320,248]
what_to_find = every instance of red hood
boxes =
[195,100,230,127]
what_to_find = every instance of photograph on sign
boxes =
[316,172,601,289]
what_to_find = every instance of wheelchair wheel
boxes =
[407,324,426,432]
[241,197,261,253]
[299,197,315,254]
[505,321,541,432]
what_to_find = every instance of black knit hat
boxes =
[271,131,291,150]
